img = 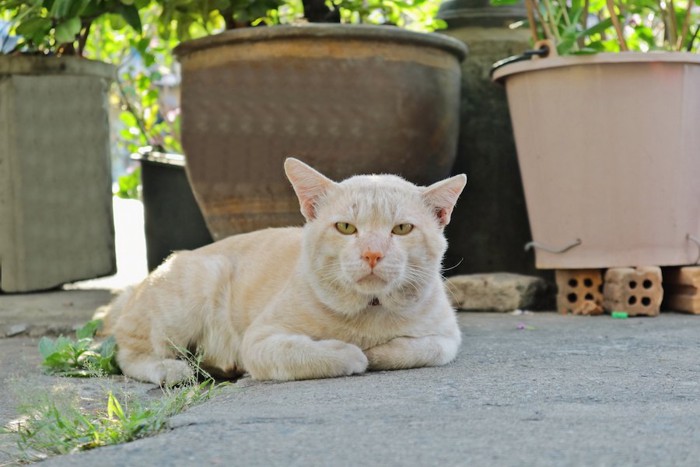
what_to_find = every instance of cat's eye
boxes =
[392,223,414,235]
[335,222,357,235]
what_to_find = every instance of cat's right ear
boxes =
[284,158,335,221]
[423,174,467,227]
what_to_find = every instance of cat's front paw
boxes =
[156,359,194,386]
[321,340,369,376]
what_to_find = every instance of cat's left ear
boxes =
[423,174,467,227]
[285,157,335,221]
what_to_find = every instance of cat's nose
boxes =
[362,250,383,268]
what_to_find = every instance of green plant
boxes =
[492,0,700,55]
[38,320,120,377]
[115,166,142,199]
[8,380,219,459]
[154,0,446,37]
[0,0,148,56]
[332,0,446,30]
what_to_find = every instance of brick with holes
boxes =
[555,269,604,315]
[602,266,663,317]
[662,266,700,314]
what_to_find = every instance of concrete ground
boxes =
[2,199,700,466]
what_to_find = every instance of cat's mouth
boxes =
[355,272,389,295]
[357,273,387,284]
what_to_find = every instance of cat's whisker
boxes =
[440,258,464,273]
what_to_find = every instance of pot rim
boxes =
[174,24,468,62]
[492,51,700,82]
[132,150,186,168]
[0,55,115,79]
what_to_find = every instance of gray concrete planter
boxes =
[175,24,468,240]
[0,56,116,292]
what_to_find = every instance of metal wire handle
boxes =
[490,43,551,79]
[524,238,582,254]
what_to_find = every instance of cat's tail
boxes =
[93,286,136,336]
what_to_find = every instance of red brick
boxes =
[663,266,700,314]
[603,267,662,317]
[555,269,604,315]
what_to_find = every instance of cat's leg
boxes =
[364,334,461,371]
[116,347,194,386]
[115,320,195,386]
[241,329,368,381]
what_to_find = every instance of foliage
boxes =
[116,166,142,199]
[0,0,148,56]
[492,0,700,54]
[82,3,183,192]
[154,0,446,36]
[10,380,218,458]
[332,0,446,31]
[38,320,120,377]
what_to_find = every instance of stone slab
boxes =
[445,273,553,311]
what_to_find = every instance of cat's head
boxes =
[285,158,466,316]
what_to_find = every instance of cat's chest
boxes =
[322,308,412,349]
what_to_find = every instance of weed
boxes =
[3,321,228,462]
[38,320,119,377]
[7,379,221,460]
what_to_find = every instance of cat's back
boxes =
[197,226,303,296]
[186,226,305,327]
[196,226,303,262]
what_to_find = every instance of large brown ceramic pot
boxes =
[175,24,467,240]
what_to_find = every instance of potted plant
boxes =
[0,0,146,292]
[156,0,468,240]
[490,0,700,270]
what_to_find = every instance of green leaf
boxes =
[15,16,51,40]
[66,0,90,19]
[54,16,81,44]
[53,336,74,353]
[108,12,128,30]
[49,0,72,18]
[116,167,141,200]
[107,392,126,421]
[120,111,138,127]
[116,3,142,32]
[76,320,101,340]
[135,37,150,54]
[99,336,117,359]
[143,52,156,67]
[43,353,70,370]
[581,17,615,38]
[38,337,56,359]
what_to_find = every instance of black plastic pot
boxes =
[134,151,213,271]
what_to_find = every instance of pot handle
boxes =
[524,238,582,254]
[490,40,555,79]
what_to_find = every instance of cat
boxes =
[104,158,467,385]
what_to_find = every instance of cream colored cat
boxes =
[105,158,466,385]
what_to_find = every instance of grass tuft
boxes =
[1,321,229,463]
[6,379,220,460]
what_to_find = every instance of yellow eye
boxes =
[392,224,414,235]
[335,222,357,235]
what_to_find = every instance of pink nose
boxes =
[363,250,383,268]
